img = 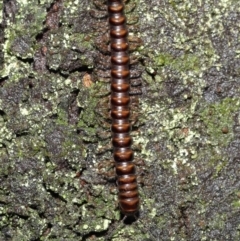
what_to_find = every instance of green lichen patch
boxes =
[77,81,109,142]
[46,29,94,73]
[199,98,239,146]
[5,4,46,58]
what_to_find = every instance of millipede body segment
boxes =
[108,0,139,216]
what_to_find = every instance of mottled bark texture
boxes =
[0,0,240,240]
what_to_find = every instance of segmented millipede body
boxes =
[108,0,139,216]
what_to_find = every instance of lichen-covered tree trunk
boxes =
[0,0,240,240]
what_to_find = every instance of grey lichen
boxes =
[133,0,240,240]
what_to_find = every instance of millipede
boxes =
[108,0,139,216]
